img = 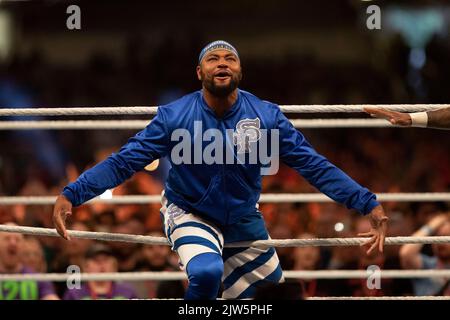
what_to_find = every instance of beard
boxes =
[201,70,242,98]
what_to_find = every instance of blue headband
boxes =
[198,40,239,64]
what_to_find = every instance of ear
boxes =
[196,65,202,81]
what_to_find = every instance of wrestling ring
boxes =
[0,103,449,300]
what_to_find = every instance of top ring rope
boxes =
[307,296,450,300]
[0,119,404,130]
[0,104,447,117]
[0,224,449,248]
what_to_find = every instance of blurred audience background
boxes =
[0,0,449,299]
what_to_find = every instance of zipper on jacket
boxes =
[219,119,229,225]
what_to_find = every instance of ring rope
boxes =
[0,104,447,117]
[139,296,450,300]
[0,225,449,248]
[0,119,401,130]
[307,296,450,300]
[284,270,450,279]
[1,192,449,205]
[0,270,449,282]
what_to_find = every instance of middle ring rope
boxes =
[1,192,449,205]
[0,224,449,248]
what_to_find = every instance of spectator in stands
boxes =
[291,233,328,297]
[400,213,450,296]
[0,222,59,300]
[21,237,47,273]
[64,243,138,300]
[134,231,185,298]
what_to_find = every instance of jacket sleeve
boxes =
[276,109,379,215]
[62,108,170,206]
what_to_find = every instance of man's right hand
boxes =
[364,107,412,126]
[53,194,73,240]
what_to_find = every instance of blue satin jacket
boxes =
[62,89,379,226]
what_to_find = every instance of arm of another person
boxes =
[53,109,170,239]
[364,106,450,130]
[276,110,388,254]
[399,214,449,269]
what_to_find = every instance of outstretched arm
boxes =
[364,106,450,130]
[399,214,449,269]
[276,110,388,254]
[428,108,450,129]
[53,109,170,239]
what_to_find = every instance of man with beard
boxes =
[53,40,388,300]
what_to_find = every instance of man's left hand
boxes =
[358,205,389,255]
